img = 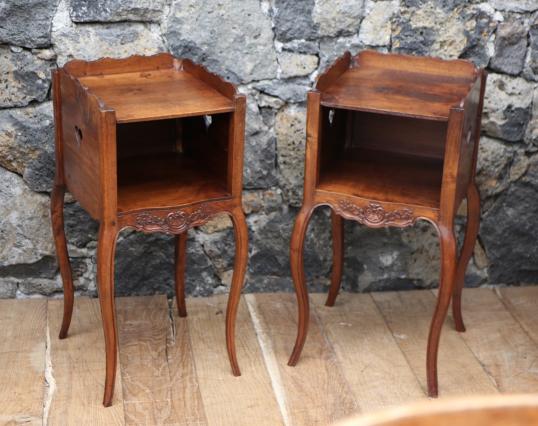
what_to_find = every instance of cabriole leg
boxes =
[51,184,75,339]
[325,210,344,307]
[427,223,457,398]
[97,223,119,407]
[175,232,188,317]
[225,207,249,376]
[288,204,316,367]
[452,183,480,332]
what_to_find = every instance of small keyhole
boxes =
[204,115,212,129]
[74,125,83,146]
[328,109,335,125]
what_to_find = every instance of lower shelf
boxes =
[117,153,230,213]
[317,148,443,209]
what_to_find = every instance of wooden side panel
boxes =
[319,106,348,172]
[0,299,46,425]
[47,297,125,424]
[356,50,478,78]
[304,91,322,203]
[64,52,174,77]
[228,95,246,197]
[182,58,236,99]
[116,119,177,159]
[181,113,231,191]
[454,76,482,205]
[316,51,351,91]
[59,70,104,219]
[439,107,465,220]
[351,111,448,160]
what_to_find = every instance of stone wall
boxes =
[1,0,537,298]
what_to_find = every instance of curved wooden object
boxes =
[289,51,487,398]
[175,233,188,318]
[452,183,480,332]
[97,224,119,407]
[52,54,247,406]
[51,184,75,339]
[426,224,457,398]
[325,211,344,307]
[337,394,538,426]
[288,205,315,367]
[225,207,249,376]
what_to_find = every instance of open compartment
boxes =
[116,113,232,213]
[317,107,448,208]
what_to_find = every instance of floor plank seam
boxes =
[164,297,179,409]
[169,297,209,425]
[493,287,538,349]
[167,298,177,345]
[42,301,56,426]
[369,293,426,397]
[244,294,291,426]
[432,289,500,392]
[309,297,362,413]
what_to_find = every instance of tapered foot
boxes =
[452,183,480,333]
[225,207,249,376]
[175,233,188,318]
[97,223,119,407]
[51,185,75,339]
[325,210,344,307]
[288,205,315,367]
[427,223,457,398]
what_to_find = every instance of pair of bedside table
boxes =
[51,51,486,405]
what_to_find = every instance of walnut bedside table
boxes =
[288,50,487,397]
[51,53,248,406]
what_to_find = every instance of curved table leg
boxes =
[97,223,119,407]
[427,223,457,398]
[326,210,344,307]
[452,183,480,332]
[51,184,75,339]
[175,233,188,317]
[288,204,316,367]
[225,207,249,376]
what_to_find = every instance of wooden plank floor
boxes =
[3,287,538,425]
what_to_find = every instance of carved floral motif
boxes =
[334,200,415,227]
[133,206,210,234]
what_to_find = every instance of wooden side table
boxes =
[51,53,248,406]
[288,50,487,397]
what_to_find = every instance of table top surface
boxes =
[319,51,479,121]
[78,68,235,123]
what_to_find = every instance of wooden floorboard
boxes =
[455,288,538,393]
[47,297,125,425]
[0,299,46,426]
[311,293,425,412]
[247,293,359,425]
[116,295,184,425]
[496,286,538,345]
[6,288,538,425]
[186,295,283,426]
[168,300,208,426]
[372,290,498,396]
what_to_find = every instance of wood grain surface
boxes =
[6,288,538,424]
